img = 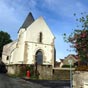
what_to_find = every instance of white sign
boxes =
[68,59,73,65]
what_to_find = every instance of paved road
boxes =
[0,74,70,88]
[25,79,70,88]
[0,74,33,88]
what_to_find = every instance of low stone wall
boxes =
[6,65,21,75]
[6,64,53,79]
[73,71,88,88]
[53,69,70,80]
[34,66,74,80]
[37,65,53,80]
[7,65,75,80]
[0,57,1,60]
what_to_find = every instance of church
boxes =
[2,13,56,75]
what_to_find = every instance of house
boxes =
[62,54,78,66]
[55,59,63,68]
[2,12,55,75]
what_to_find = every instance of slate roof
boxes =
[21,12,34,28]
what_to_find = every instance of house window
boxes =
[6,56,9,60]
[39,32,42,43]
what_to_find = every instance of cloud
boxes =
[0,1,17,22]
[0,0,38,39]
[0,1,20,39]
[44,0,88,18]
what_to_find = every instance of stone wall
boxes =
[73,71,88,88]
[7,64,75,81]
[37,65,53,80]
[53,69,70,80]
[7,65,21,75]
[6,64,53,80]
[0,57,1,60]
[37,66,75,80]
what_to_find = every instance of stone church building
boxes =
[2,13,55,76]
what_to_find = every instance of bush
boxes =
[19,65,39,79]
[19,65,27,77]
[62,65,74,68]
[76,66,88,71]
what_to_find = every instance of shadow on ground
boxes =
[25,79,70,88]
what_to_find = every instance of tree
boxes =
[64,13,88,65]
[0,31,12,57]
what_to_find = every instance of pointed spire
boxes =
[21,12,34,28]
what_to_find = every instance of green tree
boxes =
[0,31,12,57]
[64,13,88,64]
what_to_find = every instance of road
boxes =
[0,74,33,88]
[25,80,70,88]
[0,74,70,88]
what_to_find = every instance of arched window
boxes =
[39,32,42,43]
[35,50,43,65]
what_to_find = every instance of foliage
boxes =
[19,65,39,79]
[75,66,88,71]
[0,31,12,57]
[19,65,27,77]
[64,13,88,63]
[62,65,74,68]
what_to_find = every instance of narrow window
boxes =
[6,56,9,60]
[39,32,42,43]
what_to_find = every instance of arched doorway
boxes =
[34,50,43,78]
[35,50,43,65]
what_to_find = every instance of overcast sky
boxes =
[0,0,88,61]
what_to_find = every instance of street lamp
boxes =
[68,59,73,88]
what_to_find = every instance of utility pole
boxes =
[68,59,73,88]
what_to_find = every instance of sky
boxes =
[0,0,88,61]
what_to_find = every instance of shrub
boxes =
[75,66,88,71]
[62,65,74,68]
[19,65,39,79]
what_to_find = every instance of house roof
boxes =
[21,12,34,28]
[71,55,79,60]
[66,54,79,60]
[55,61,61,67]
[60,59,64,62]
